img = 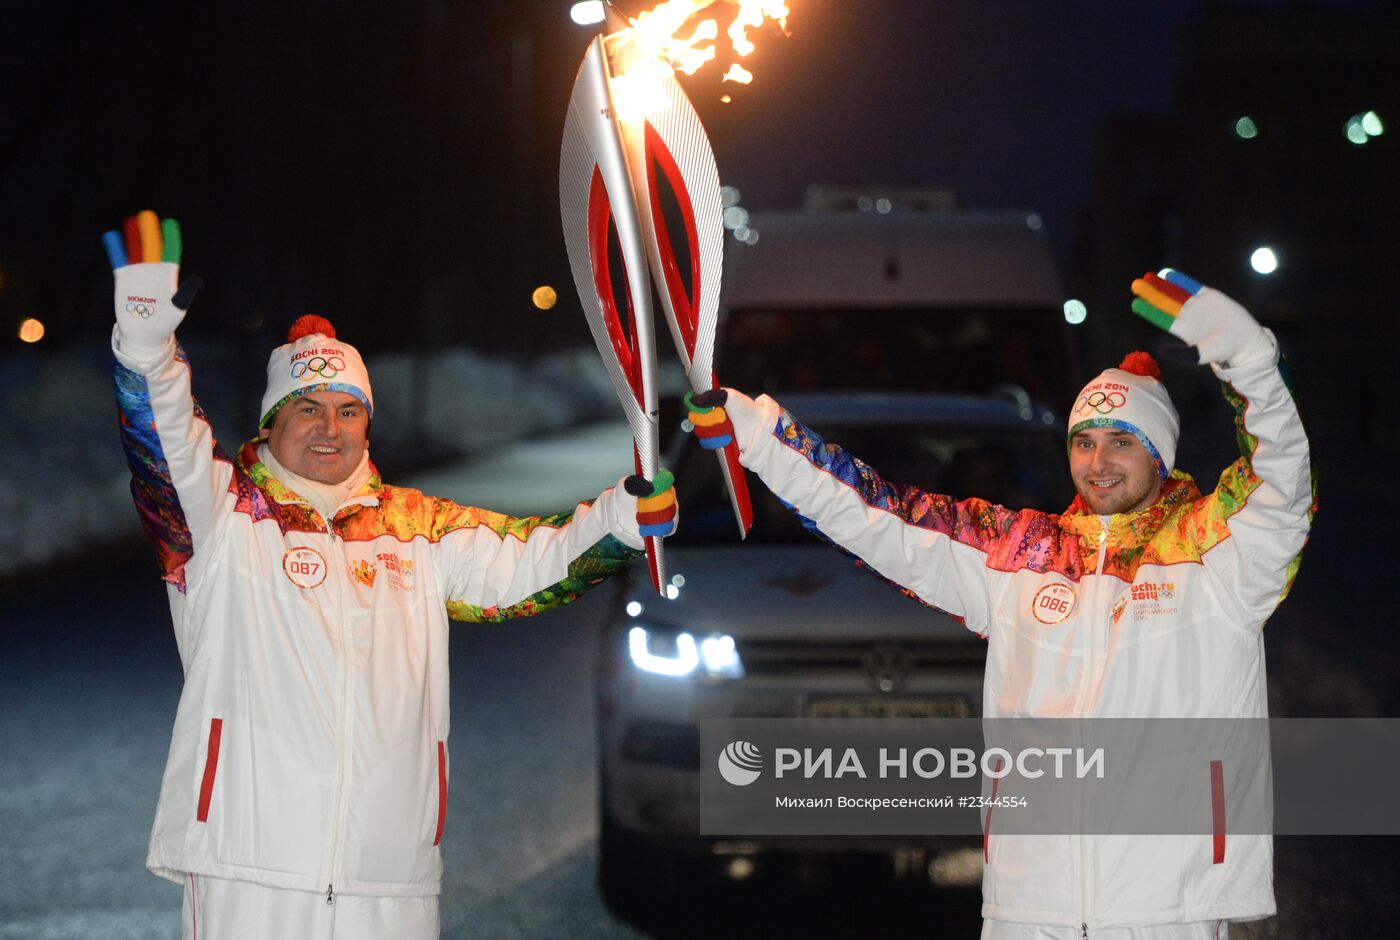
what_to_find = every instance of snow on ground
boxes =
[1,340,684,579]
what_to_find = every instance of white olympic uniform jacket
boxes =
[113,334,644,899]
[724,341,1314,930]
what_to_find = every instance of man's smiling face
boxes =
[261,391,369,484]
[1069,427,1162,515]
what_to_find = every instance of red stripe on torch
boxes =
[643,121,702,357]
[587,167,643,402]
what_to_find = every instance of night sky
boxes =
[0,0,1390,355]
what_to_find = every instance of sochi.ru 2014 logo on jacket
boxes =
[1123,581,1179,621]
[376,551,416,592]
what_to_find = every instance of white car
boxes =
[595,390,1070,912]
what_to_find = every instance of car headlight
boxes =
[627,625,745,680]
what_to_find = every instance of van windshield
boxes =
[718,305,1075,406]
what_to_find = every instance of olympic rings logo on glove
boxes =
[126,302,156,320]
[291,356,346,381]
[1074,390,1127,416]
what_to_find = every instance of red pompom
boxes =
[287,314,336,342]
[1118,350,1161,380]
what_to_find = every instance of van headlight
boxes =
[628,626,745,680]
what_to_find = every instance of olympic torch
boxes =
[561,29,669,594]
[561,3,773,594]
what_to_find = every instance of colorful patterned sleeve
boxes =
[112,336,234,592]
[736,400,1036,633]
[1185,346,1316,622]
[434,494,642,623]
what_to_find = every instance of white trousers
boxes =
[181,874,440,940]
[982,920,1228,939]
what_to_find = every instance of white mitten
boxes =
[103,211,201,357]
[1130,269,1273,367]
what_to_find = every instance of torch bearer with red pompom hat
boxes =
[259,315,375,430]
[1068,349,1181,481]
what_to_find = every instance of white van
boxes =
[717,187,1077,406]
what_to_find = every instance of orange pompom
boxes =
[287,315,336,342]
[1119,350,1161,380]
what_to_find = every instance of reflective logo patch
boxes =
[283,547,328,589]
[1031,582,1078,624]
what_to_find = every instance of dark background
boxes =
[3,0,1393,405]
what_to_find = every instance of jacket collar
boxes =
[1058,470,1200,553]
[237,439,382,526]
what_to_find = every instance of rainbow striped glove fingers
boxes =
[685,389,735,451]
[1130,268,1202,332]
[625,469,678,538]
[1130,269,1267,366]
[103,210,202,355]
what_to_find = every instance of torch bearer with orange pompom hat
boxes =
[258,314,375,430]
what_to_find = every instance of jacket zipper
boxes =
[1075,519,1111,937]
[281,492,375,906]
[322,507,355,906]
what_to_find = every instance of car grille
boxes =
[735,638,987,682]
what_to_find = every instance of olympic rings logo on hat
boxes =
[126,302,156,320]
[291,355,346,381]
[1074,390,1127,416]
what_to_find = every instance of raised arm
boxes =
[687,390,1034,633]
[1132,270,1316,625]
[436,475,674,622]
[106,211,229,590]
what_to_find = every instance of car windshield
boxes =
[671,417,1073,546]
[719,306,1075,406]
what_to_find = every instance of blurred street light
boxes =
[18,318,45,343]
[532,285,558,310]
[1250,247,1279,275]
[1344,110,1384,146]
[1234,116,1259,139]
[571,1,605,26]
[1063,299,1087,325]
[1345,115,1370,146]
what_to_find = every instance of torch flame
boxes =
[727,0,790,57]
[607,0,791,115]
[721,63,753,84]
